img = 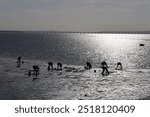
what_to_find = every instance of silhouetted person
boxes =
[16,56,21,67]
[33,65,39,76]
[57,62,62,70]
[17,57,21,63]
[28,70,32,76]
[101,61,109,76]
[48,62,53,71]
[116,62,123,70]
[85,62,92,70]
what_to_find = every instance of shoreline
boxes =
[0,57,150,100]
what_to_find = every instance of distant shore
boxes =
[0,57,150,100]
[1,30,150,34]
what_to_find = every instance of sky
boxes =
[0,0,150,32]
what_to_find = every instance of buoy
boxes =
[139,44,145,46]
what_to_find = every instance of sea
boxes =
[0,31,150,69]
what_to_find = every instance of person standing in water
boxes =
[17,57,21,63]
[16,56,22,67]
[101,60,109,76]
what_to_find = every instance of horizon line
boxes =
[1,30,150,34]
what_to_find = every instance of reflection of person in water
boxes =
[101,61,109,76]
[116,62,123,70]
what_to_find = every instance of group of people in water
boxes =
[17,56,123,77]
[17,57,63,77]
[85,61,123,76]
[47,62,63,71]
[17,57,40,77]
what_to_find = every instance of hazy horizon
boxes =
[1,0,150,32]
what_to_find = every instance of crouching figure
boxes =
[85,62,92,70]
[47,62,53,71]
[57,62,62,70]
[33,65,39,76]
[115,62,123,70]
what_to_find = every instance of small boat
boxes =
[139,44,145,46]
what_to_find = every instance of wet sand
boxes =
[0,57,150,100]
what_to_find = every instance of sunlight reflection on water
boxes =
[0,32,150,69]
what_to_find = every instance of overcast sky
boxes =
[0,0,150,32]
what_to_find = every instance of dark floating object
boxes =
[139,44,145,46]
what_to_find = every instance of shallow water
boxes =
[0,57,150,100]
[0,32,150,69]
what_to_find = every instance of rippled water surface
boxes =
[0,32,150,69]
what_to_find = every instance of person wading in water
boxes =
[101,60,109,76]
